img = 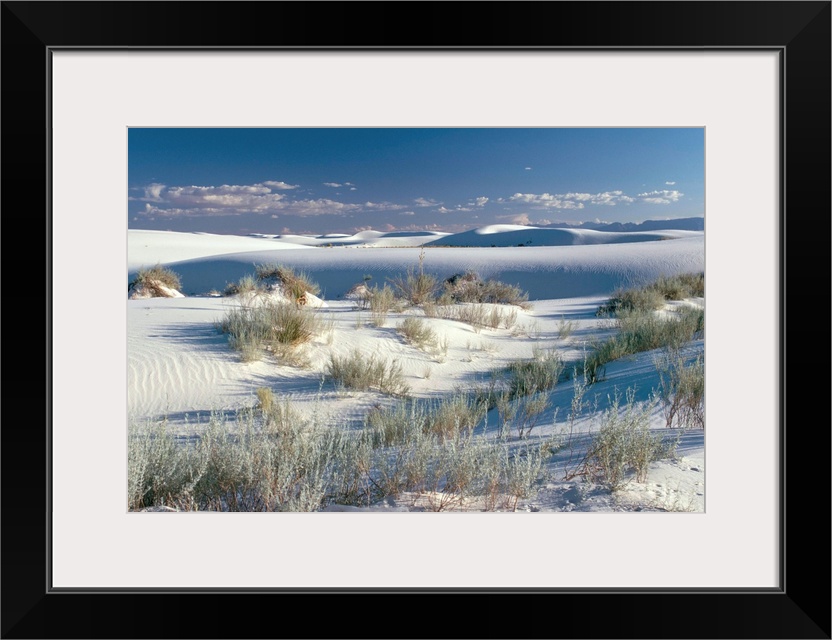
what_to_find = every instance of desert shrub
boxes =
[128,396,562,512]
[579,389,675,491]
[557,317,576,340]
[425,392,488,439]
[388,249,439,306]
[443,271,530,308]
[224,274,260,297]
[653,272,705,299]
[597,287,665,316]
[598,272,704,316]
[128,419,198,510]
[366,401,429,447]
[656,349,705,429]
[368,284,398,327]
[193,410,351,512]
[255,263,321,301]
[584,307,704,383]
[218,301,323,363]
[397,316,437,350]
[129,264,183,297]
[508,349,564,397]
[327,350,411,397]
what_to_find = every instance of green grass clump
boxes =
[327,350,411,397]
[368,284,398,327]
[656,349,705,430]
[584,307,704,383]
[425,393,489,439]
[217,300,323,363]
[397,317,437,350]
[508,349,565,397]
[598,272,704,316]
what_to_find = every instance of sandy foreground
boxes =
[128,227,705,513]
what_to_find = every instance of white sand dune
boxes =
[427,224,702,247]
[245,229,450,248]
[128,227,705,512]
[128,229,312,271]
[129,229,703,299]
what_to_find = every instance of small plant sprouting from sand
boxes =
[557,317,575,341]
[368,284,398,327]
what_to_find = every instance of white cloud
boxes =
[140,183,166,202]
[497,213,532,225]
[261,181,298,190]
[467,196,489,207]
[400,211,415,216]
[323,182,342,187]
[638,189,683,204]
[524,167,532,171]
[414,197,441,207]
[344,182,354,186]
[665,181,676,185]
[509,190,636,209]
[509,193,583,209]
[137,180,410,218]
[349,187,357,191]
[363,201,408,211]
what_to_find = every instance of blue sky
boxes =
[129,128,704,235]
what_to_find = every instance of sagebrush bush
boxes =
[134,409,348,512]
[129,396,560,512]
[579,389,676,491]
[327,350,411,396]
[128,419,196,510]
[218,301,324,363]
[425,392,488,439]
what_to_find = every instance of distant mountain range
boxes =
[543,217,704,232]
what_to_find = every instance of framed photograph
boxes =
[3,2,829,638]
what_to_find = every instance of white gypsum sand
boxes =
[128,226,705,513]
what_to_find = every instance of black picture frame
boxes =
[3,2,829,638]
